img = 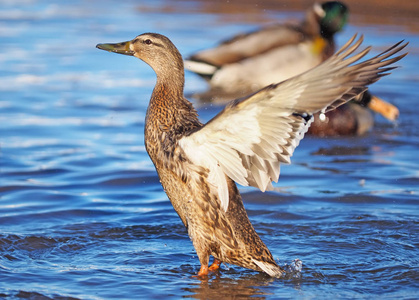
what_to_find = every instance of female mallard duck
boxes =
[185,1,399,135]
[97,33,406,277]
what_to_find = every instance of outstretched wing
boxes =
[179,35,407,212]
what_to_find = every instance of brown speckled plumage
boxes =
[120,34,283,276]
[96,33,407,277]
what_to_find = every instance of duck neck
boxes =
[301,9,335,59]
[153,71,185,103]
[146,72,198,133]
[145,72,200,163]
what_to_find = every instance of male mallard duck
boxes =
[97,33,406,277]
[185,1,348,93]
[185,1,399,135]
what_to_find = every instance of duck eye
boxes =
[144,39,152,45]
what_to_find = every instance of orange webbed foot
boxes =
[208,258,222,271]
[194,265,209,277]
[194,259,222,278]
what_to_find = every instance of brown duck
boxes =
[97,33,406,277]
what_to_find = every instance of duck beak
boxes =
[368,95,399,121]
[96,41,134,56]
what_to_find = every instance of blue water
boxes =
[1,0,418,299]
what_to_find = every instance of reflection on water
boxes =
[1,0,418,299]
[184,273,278,299]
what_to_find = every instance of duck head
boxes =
[96,33,184,83]
[314,1,349,38]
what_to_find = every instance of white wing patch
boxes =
[179,105,264,212]
[179,99,311,212]
[184,60,217,76]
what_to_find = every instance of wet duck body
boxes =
[143,70,278,275]
[97,33,406,277]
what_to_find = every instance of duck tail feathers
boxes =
[252,258,285,278]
